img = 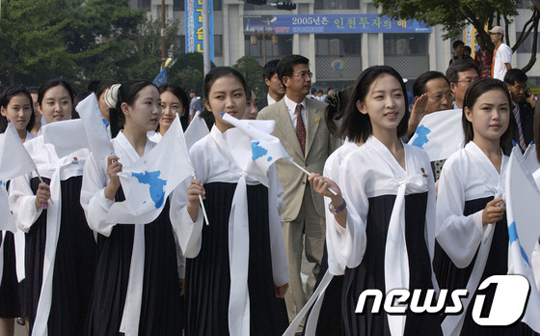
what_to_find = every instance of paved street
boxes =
[8,254,315,336]
[14,322,27,336]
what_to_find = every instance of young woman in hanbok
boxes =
[304,86,354,336]
[309,65,441,336]
[81,80,182,335]
[0,85,36,336]
[435,77,534,335]
[148,83,189,144]
[8,79,97,335]
[170,67,289,336]
[148,83,190,330]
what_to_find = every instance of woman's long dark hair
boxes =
[339,66,409,143]
[109,80,158,138]
[462,77,513,149]
[159,83,190,131]
[0,85,36,134]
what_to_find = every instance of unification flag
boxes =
[0,181,15,233]
[409,109,464,161]
[221,113,290,185]
[505,147,540,332]
[153,58,172,86]
[106,117,192,225]
[0,124,37,232]
[76,93,115,161]
[184,110,209,150]
[42,119,89,158]
[523,144,540,176]
[0,123,37,182]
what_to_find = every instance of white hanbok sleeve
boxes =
[267,165,289,286]
[9,173,43,232]
[422,151,437,264]
[322,149,360,275]
[80,153,116,236]
[332,153,368,270]
[419,149,439,291]
[169,143,206,259]
[172,231,186,278]
[169,178,204,259]
[435,155,484,268]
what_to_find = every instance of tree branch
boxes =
[461,5,494,53]
[522,11,540,73]
[532,0,540,12]
[513,10,538,52]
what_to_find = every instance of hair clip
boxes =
[104,84,121,109]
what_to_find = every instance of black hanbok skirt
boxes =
[342,193,442,336]
[25,176,97,335]
[0,231,20,318]
[85,188,182,336]
[184,182,288,336]
[311,242,344,336]
[433,196,534,335]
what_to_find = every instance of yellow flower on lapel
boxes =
[315,118,320,123]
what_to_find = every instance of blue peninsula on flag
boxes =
[221,113,290,186]
[106,118,192,225]
[409,108,464,161]
[131,171,167,208]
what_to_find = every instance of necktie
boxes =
[513,103,526,151]
[296,104,306,154]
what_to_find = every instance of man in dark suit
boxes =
[258,55,340,328]
[257,59,286,111]
[504,69,535,154]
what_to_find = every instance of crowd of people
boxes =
[1,25,540,336]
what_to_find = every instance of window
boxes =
[515,31,538,53]
[177,35,186,54]
[516,0,532,9]
[244,3,278,11]
[315,35,361,56]
[214,35,223,57]
[384,34,428,55]
[314,0,359,10]
[244,34,293,58]
[138,0,151,9]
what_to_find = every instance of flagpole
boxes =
[483,224,495,244]
[193,175,210,225]
[285,159,338,196]
[188,162,210,225]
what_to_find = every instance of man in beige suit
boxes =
[258,55,340,327]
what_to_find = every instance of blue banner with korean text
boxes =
[244,14,430,34]
[185,0,214,61]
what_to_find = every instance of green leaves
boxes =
[233,55,266,98]
[374,0,519,39]
[0,0,179,93]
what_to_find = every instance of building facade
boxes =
[131,0,540,90]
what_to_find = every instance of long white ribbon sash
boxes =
[119,225,145,335]
[32,157,72,336]
[228,173,251,335]
[441,220,496,336]
[282,270,334,336]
